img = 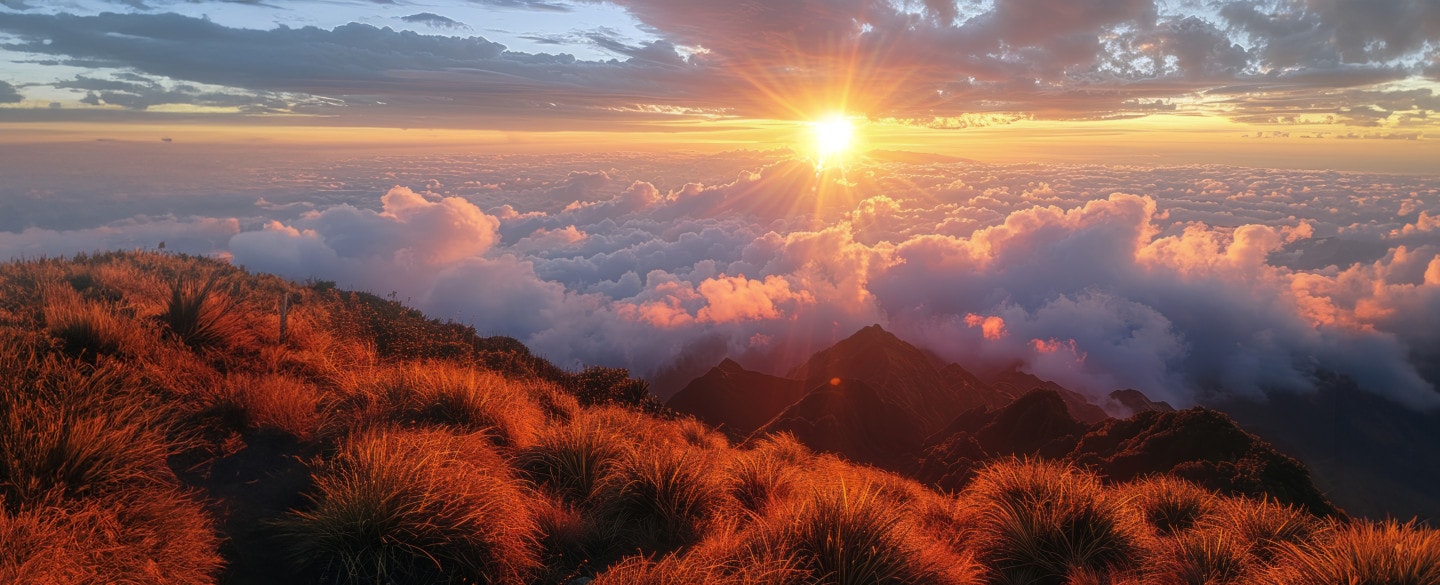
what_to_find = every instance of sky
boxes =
[1,0,1439,411]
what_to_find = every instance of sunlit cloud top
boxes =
[1,0,1437,132]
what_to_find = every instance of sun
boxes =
[810,114,857,166]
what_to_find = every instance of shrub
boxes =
[1125,476,1219,536]
[964,459,1151,585]
[1260,519,1440,585]
[279,429,541,585]
[569,366,662,411]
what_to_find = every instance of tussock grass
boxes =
[965,459,1151,584]
[162,270,252,352]
[723,447,800,516]
[1260,519,1440,585]
[279,429,541,585]
[591,554,801,585]
[518,416,631,506]
[331,362,546,448]
[743,478,983,585]
[217,372,324,440]
[1145,529,1254,585]
[0,489,222,584]
[0,362,173,507]
[41,286,144,360]
[1201,497,1325,563]
[595,447,729,554]
[1126,476,1219,536]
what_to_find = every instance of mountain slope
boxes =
[666,358,806,436]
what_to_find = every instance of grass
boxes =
[594,447,729,555]
[4,252,1440,585]
[1260,519,1440,585]
[278,429,541,585]
[518,416,631,506]
[964,459,1151,584]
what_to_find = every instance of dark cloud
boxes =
[400,13,469,30]
[0,80,21,103]
[2,1,1438,125]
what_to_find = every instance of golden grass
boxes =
[3,252,1439,585]
[278,429,541,585]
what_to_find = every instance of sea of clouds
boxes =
[4,146,1438,409]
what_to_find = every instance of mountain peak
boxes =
[715,358,745,373]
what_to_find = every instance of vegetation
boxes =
[0,251,1435,584]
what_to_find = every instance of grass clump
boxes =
[1201,496,1325,563]
[1126,476,1219,536]
[1260,519,1440,585]
[331,363,546,448]
[279,429,541,585]
[518,416,630,506]
[161,270,252,352]
[595,447,729,555]
[744,478,982,585]
[1145,529,1254,585]
[964,459,1151,585]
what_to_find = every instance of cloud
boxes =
[0,80,22,103]
[3,2,1438,126]
[6,149,1438,410]
[399,13,469,30]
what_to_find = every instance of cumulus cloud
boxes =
[6,149,1438,410]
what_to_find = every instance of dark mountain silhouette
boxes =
[984,365,1109,424]
[915,390,1340,518]
[666,358,805,436]
[750,378,926,467]
[1214,372,1440,522]
[785,324,1012,435]
[1107,388,1175,416]
[667,323,1339,518]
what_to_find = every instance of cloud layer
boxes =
[9,148,1434,410]
[1,1,1438,127]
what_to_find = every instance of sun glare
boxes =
[811,114,856,166]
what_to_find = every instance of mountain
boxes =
[1107,388,1176,416]
[1215,372,1440,522]
[666,358,806,436]
[914,390,1340,518]
[785,324,1012,435]
[750,378,926,467]
[983,365,1110,424]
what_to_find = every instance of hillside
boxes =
[2,252,1436,585]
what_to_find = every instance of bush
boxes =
[1260,519,1440,585]
[964,459,1151,585]
[279,430,541,585]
